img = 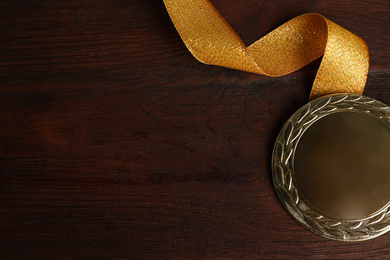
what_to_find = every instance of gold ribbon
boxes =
[163,0,369,100]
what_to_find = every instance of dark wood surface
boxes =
[1,0,389,259]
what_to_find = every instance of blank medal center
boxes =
[294,111,390,220]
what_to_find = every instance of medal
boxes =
[273,93,390,241]
[163,0,390,241]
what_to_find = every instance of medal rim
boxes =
[272,93,390,241]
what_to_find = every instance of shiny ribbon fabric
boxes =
[163,0,369,100]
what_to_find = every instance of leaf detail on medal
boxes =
[356,96,375,104]
[284,122,294,144]
[274,164,284,183]
[347,221,363,230]
[375,102,390,110]
[326,229,345,239]
[367,107,385,118]
[302,114,318,126]
[346,95,363,102]
[353,103,370,112]
[297,106,311,123]
[310,96,331,114]
[368,223,390,232]
[319,105,337,113]
[322,219,341,228]
[347,231,369,238]
[330,94,348,104]
[284,148,293,165]
[336,102,353,109]
[367,211,386,225]
[292,188,299,204]
[284,169,293,190]
[275,141,284,160]
[304,211,323,220]
[305,217,323,233]
[278,186,291,201]
[386,206,390,215]
[289,128,302,144]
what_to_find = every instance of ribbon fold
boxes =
[163,0,369,100]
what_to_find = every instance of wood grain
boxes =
[0,0,389,259]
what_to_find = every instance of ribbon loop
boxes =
[164,0,369,100]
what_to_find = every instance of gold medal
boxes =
[162,0,389,241]
[272,94,390,241]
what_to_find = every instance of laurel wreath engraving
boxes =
[272,94,390,241]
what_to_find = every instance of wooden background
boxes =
[1,0,389,259]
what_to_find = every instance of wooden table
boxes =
[1,0,389,258]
